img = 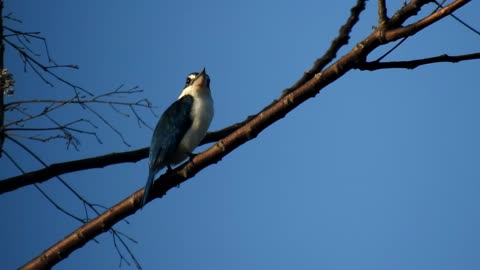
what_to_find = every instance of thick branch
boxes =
[358,52,480,70]
[20,1,472,269]
[0,147,147,194]
[0,124,240,194]
[282,0,366,96]
[384,0,471,42]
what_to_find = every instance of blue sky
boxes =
[1,1,480,269]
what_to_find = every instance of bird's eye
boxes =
[186,77,192,85]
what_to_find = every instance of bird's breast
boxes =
[171,95,214,163]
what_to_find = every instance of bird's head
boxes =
[184,68,210,89]
[180,68,211,98]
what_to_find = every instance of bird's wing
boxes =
[149,95,194,173]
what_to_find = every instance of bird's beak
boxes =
[192,67,208,87]
[198,67,206,77]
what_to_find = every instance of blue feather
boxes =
[141,95,194,207]
[142,170,156,207]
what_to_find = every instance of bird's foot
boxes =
[166,164,173,173]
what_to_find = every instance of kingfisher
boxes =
[142,68,214,207]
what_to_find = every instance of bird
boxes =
[142,68,214,207]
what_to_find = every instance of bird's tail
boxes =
[142,171,155,208]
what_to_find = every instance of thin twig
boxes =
[358,52,480,70]
[130,105,153,130]
[6,136,140,266]
[83,104,131,147]
[3,37,92,95]
[1,150,86,223]
[4,85,153,149]
[3,12,23,23]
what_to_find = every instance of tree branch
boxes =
[433,0,480,36]
[0,123,241,194]
[281,0,366,97]
[384,0,472,42]
[6,135,143,268]
[0,147,147,194]
[357,52,480,70]
[378,0,388,26]
[3,30,91,95]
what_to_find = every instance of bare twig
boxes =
[3,12,23,23]
[5,96,76,127]
[4,86,153,150]
[5,96,152,109]
[358,52,480,70]
[112,231,142,269]
[83,104,131,147]
[434,0,480,36]
[2,24,91,95]
[6,118,92,132]
[4,151,132,263]
[5,87,152,126]
[2,150,86,223]
[378,0,389,26]
[3,38,92,95]
[7,135,141,268]
[130,105,153,130]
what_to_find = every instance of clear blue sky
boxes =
[1,1,480,269]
